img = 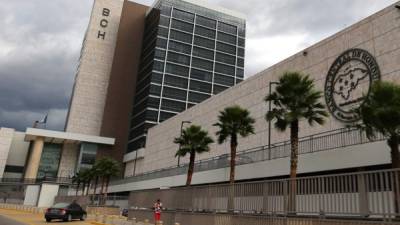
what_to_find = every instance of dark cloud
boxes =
[0,0,397,131]
[0,0,92,131]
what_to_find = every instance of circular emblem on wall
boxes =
[324,48,380,122]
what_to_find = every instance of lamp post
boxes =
[177,121,191,166]
[268,81,279,157]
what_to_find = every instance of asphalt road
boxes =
[0,214,26,225]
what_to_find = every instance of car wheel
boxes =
[80,214,87,221]
[46,218,51,222]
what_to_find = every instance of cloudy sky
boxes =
[0,0,397,131]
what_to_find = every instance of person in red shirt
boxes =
[153,199,162,223]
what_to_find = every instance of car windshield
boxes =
[52,203,69,208]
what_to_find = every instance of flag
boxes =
[38,114,48,124]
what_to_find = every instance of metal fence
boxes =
[129,169,400,220]
[129,210,400,225]
[112,128,385,185]
[0,176,72,185]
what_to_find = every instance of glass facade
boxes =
[37,143,62,178]
[127,0,246,153]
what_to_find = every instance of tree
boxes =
[357,81,400,168]
[79,169,92,196]
[95,158,121,201]
[72,171,83,196]
[174,125,214,186]
[265,71,328,213]
[90,163,102,195]
[356,81,400,214]
[214,105,255,184]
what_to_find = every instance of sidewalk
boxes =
[0,208,94,225]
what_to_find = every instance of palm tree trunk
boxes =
[85,180,91,196]
[288,120,299,214]
[227,134,238,212]
[100,177,105,195]
[75,182,80,196]
[389,136,400,215]
[81,182,86,196]
[186,151,196,186]
[104,176,110,202]
[93,176,99,195]
[230,134,238,184]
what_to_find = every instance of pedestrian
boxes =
[153,199,162,224]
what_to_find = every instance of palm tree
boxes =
[214,105,255,184]
[96,158,121,201]
[79,169,92,196]
[91,163,101,195]
[72,171,83,196]
[174,125,214,186]
[356,81,400,214]
[357,81,400,168]
[265,71,328,213]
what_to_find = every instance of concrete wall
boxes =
[112,141,390,192]
[128,2,400,175]
[23,185,40,206]
[65,0,125,136]
[37,183,59,207]
[57,143,79,178]
[3,131,30,178]
[0,128,15,178]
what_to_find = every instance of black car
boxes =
[45,202,87,222]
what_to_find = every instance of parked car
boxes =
[121,208,129,217]
[44,202,87,222]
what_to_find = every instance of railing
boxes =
[129,210,399,225]
[129,169,400,220]
[112,128,385,185]
[0,176,73,185]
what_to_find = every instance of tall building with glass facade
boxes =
[127,0,246,153]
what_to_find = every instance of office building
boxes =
[127,0,246,152]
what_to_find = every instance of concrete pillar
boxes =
[24,137,44,179]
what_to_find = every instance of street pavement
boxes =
[0,208,93,225]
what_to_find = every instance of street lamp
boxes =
[177,120,191,166]
[268,81,279,157]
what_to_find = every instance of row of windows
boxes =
[160,32,244,58]
[157,46,243,69]
[159,61,243,80]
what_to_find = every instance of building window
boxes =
[162,86,187,101]
[165,63,189,77]
[156,38,168,49]
[170,30,192,44]
[192,57,213,71]
[196,15,216,29]
[158,26,169,38]
[168,41,192,55]
[192,47,214,60]
[214,73,235,86]
[161,99,186,112]
[216,42,236,55]
[236,57,244,68]
[217,32,236,45]
[188,91,210,103]
[172,8,194,23]
[159,16,170,27]
[37,143,62,178]
[164,74,188,89]
[190,68,212,82]
[236,68,244,78]
[194,26,216,39]
[171,19,194,33]
[213,84,229,94]
[159,111,177,122]
[190,80,212,93]
[215,63,235,76]
[238,37,245,47]
[167,51,190,65]
[237,47,245,57]
[216,52,236,65]
[218,22,237,35]
[194,36,215,49]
